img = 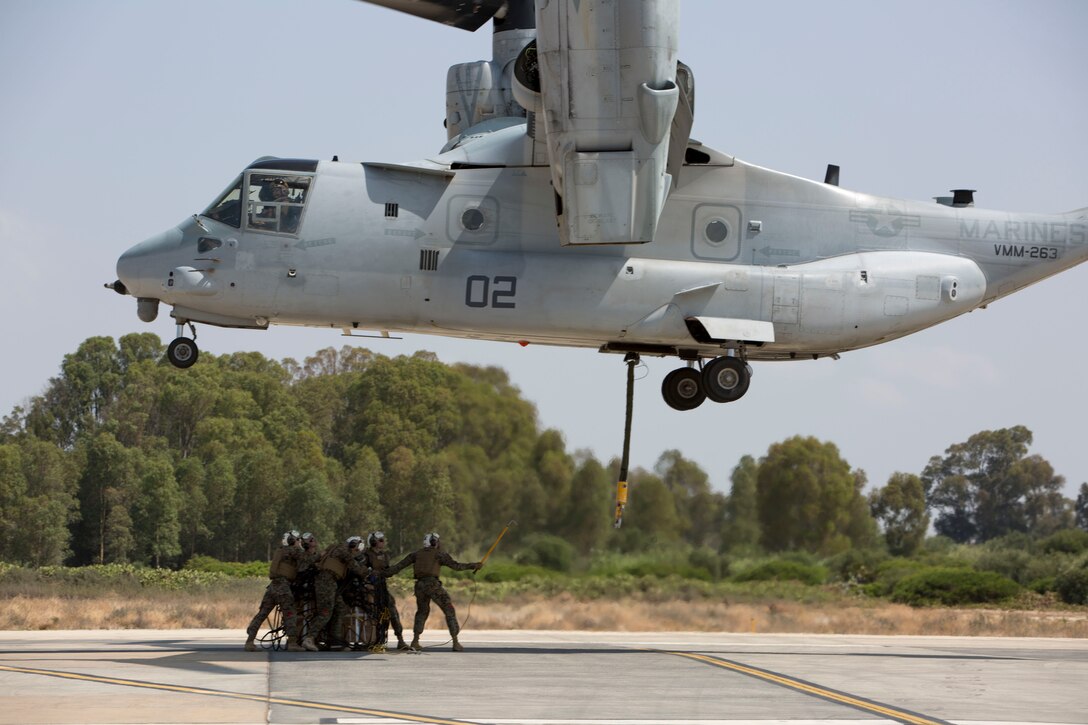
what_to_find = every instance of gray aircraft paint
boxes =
[111,0,1088,408]
[116,123,1087,362]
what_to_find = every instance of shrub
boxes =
[1054,567,1088,605]
[824,549,888,584]
[688,547,727,580]
[856,558,927,597]
[184,556,265,578]
[1039,530,1088,555]
[922,535,956,555]
[733,559,827,586]
[1028,576,1056,594]
[514,534,575,572]
[983,532,1034,553]
[974,549,1036,585]
[891,567,1020,606]
[475,561,559,583]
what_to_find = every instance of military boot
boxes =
[286,638,305,652]
[396,636,411,651]
[301,636,319,652]
[451,636,464,652]
[244,634,257,652]
[410,635,422,651]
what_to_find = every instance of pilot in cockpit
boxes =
[257,177,301,234]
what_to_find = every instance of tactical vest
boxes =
[318,547,348,580]
[365,549,389,570]
[269,546,298,581]
[413,548,441,579]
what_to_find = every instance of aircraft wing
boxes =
[353,0,507,32]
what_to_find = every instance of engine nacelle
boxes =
[445,27,536,140]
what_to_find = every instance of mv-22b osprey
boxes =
[111,0,1087,412]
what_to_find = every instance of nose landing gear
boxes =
[167,322,199,369]
[661,354,751,411]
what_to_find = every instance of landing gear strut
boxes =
[661,354,751,411]
[167,321,199,369]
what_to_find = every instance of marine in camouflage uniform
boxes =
[292,533,321,634]
[245,531,306,652]
[359,531,409,650]
[303,536,371,652]
[383,532,481,652]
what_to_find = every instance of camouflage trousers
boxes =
[413,576,458,637]
[246,577,299,640]
[385,589,404,639]
[308,570,340,638]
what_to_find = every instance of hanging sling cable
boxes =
[614,352,639,528]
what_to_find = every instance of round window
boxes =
[705,219,729,244]
[461,208,485,231]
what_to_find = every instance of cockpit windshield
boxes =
[200,171,313,235]
[203,175,243,227]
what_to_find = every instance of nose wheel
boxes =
[661,355,751,411]
[167,322,199,369]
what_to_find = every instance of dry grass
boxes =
[2,583,1085,637]
[460,593,1088,637]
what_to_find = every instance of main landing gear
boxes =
[167,322,199,369]
[661,355,751,411]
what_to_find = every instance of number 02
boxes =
[465,275,517,309]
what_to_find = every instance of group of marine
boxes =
[245,530,482,653]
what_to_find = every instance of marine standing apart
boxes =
[359,531,410,651]
[304,535,371,652]
[245,530,307,652]
[383,532,481,652]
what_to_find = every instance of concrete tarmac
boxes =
[0,629,1085,725]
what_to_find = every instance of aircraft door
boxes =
[691,204,742,261]
[238,172,313,311]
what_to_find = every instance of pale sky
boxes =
[2,0,1086,498]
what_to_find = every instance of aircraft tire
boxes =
[167,337,199,369]
[661,368,706,411]
[702,356,750,403]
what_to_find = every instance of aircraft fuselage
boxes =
[115,131,1088,371]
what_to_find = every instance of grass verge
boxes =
[1,567,1085,637]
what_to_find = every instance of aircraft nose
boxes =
[116,227,184,297]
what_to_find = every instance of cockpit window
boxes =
[245,173,311,235]
[202,175,243,228]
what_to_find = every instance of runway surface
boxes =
[0,629,1085,725]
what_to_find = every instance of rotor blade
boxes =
[353,0,508,32]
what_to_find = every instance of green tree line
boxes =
[1,335,1086,568]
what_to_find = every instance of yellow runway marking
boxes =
[0,663,472,725]
[654,650,950,725]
